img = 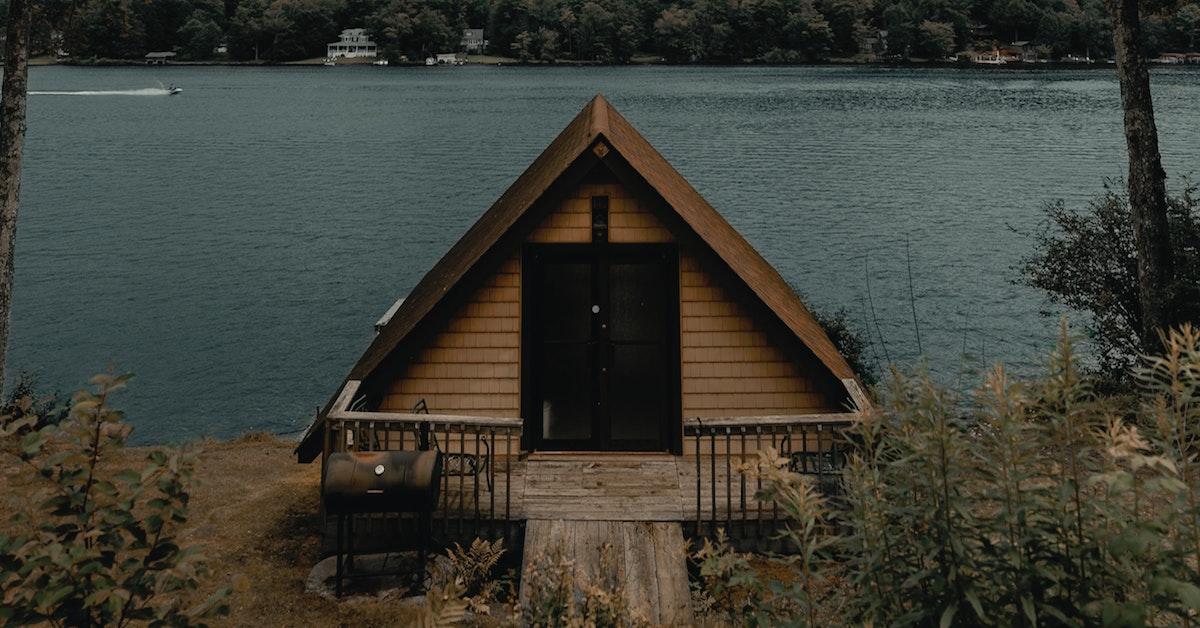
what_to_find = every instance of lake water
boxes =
[15,65,1200,443]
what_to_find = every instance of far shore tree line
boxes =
[0,0,1198,64]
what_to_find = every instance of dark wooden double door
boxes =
[522,244,679,451]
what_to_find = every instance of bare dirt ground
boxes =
[181,434,428,626]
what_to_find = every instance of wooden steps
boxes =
[517,458,693,623]
[520,519,693,625]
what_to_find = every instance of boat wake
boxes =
[30,88,172,96]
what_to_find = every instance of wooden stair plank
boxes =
[519,519,695,626]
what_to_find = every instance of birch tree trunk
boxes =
[1108,0,1174,347]
[0,0,31,391]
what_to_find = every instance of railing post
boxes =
[755,425,763,544]
[489,428,496,540]
[458,427,466,538]
[817,424,825,485]
[693,422,701,538]
[441,423,450,541]
[473,431,481,537]
[504,427,511,544]
[709,427,717,537]
[724,427,732,535]
[739,426,747,539]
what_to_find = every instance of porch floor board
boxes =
[521,454,683,521]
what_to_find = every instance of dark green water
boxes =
[16,65,1200,442]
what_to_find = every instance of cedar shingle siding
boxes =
[381,255,522,416]
[679,250,834,415]
[379,180,832,417]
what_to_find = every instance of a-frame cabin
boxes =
[297,96,866,616]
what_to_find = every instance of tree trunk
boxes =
[0,0,31,392]
[1108,0,1174,348]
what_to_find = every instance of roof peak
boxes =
[586,94,613,136]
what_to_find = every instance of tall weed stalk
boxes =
[746,322,1200,626]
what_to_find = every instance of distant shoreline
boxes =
[33,56,1191,71]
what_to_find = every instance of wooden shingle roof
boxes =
[296,95,857,461]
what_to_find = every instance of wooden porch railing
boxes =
[322,381,523,547]
[682,415,855,545]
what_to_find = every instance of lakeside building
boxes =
[461,28,486,53]
[296,95,867,618]
[861,29,888,60]
[1008,41,1038,62]
[144,51,176,65]
[972,50,1009,64]
[326,28,377,59]
[971,41,1040,64]
[1153,52,1200,64]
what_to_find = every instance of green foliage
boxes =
[813,307,878,388]
[368,0,457,62]
[62,0,149,59]
[840,321,1200,624]
[0,373,230,627]
[515,543,647,627]
[429,537,511,615]
[417,580,470,628]
[691,322,1200,625]
[917,19,956,58]
[1020,181,1200,388]
[693,530,771,622]
[27,0,1200,62]
[1,372,70,431]
[180,10,224,59]
[692,449,839,626]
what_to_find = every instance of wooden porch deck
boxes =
[322,410,856,549]
[439,453,796,522]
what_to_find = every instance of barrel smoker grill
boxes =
[322,450,443,596]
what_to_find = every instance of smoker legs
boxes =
[335,515,344,597]
[332,512,433,598]
[333,514,357,597]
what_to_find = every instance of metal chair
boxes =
[411,399,493,492]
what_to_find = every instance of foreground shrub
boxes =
[428,537,510,615]
[692,449,839,626]
[1,372,70,431]
[848,323,1200,624]
[1021,181,1200,387]
[697,322,1200,626]
[0,373,230,626]
[516,543,646,627]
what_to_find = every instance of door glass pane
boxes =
[609,344,665,441]
[609,262,665,343]
[540,262,591,342]
[540,343,592,440]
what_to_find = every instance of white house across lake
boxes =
[327,28,377,59]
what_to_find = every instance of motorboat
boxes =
[167,85,183,95]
